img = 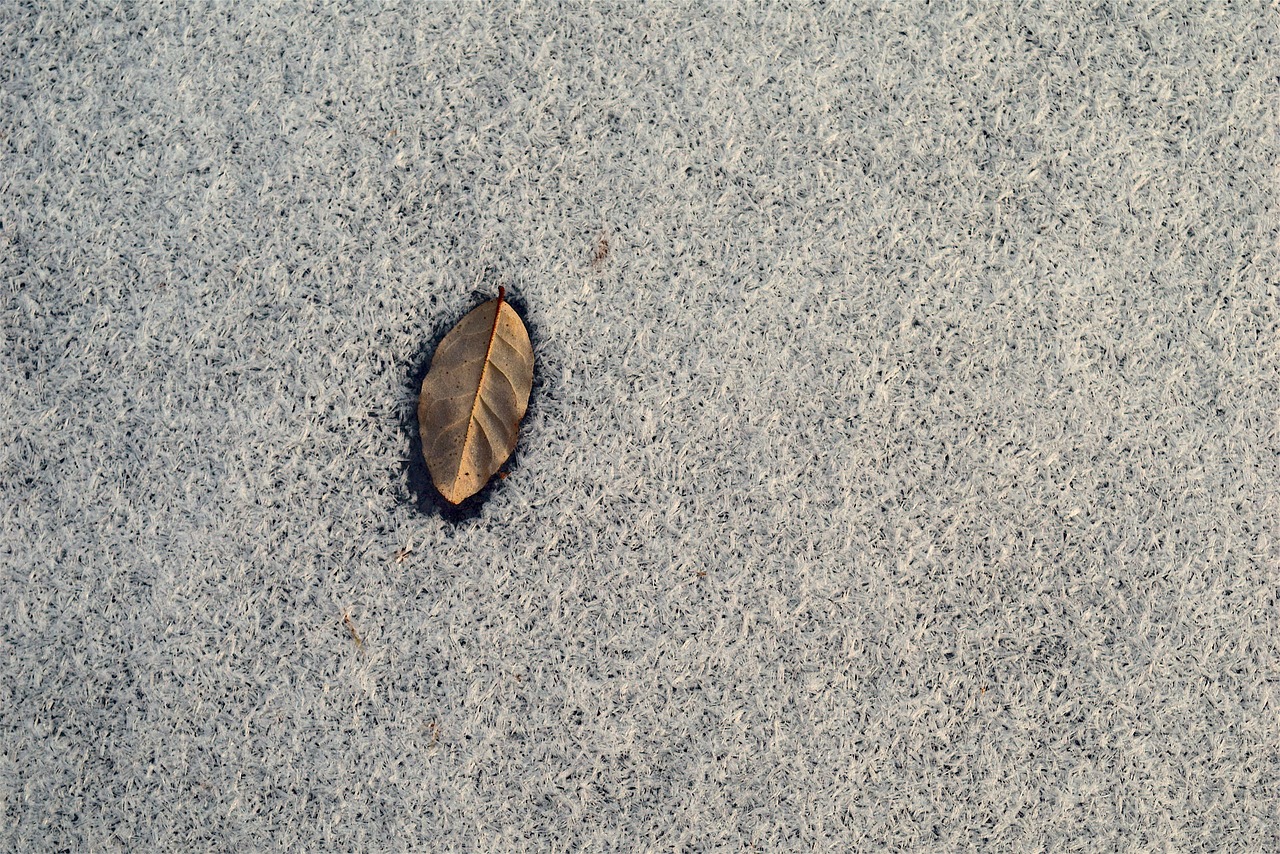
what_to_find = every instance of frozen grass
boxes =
[2,3,1278,850]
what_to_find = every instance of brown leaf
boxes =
[417,287,533,504]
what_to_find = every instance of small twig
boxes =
[589,229,610,271]
[342,610,363,651]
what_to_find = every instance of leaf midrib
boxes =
[452,293,506,493]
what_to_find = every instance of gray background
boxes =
[3,2,1278,851]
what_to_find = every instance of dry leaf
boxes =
[417,287,533,504]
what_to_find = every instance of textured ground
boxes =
[2,3,1278,851]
